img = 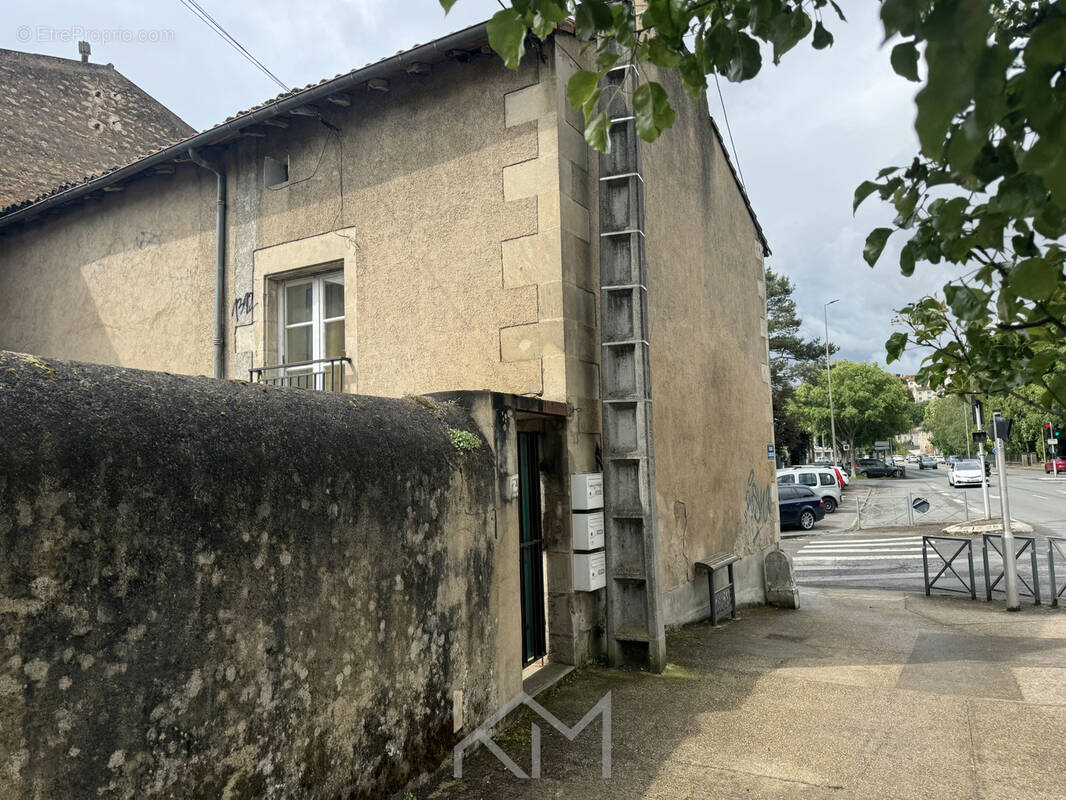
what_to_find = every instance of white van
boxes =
[777,467,843,513]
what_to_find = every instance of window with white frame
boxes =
[278,270,345,390]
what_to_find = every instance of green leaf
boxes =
[531,12,556,41]
[647,36,681,67]
[812,21,833,50]
[486,8,528,70]
[900,241,917,276]
[1024,17,1066,69]
[854,180,880,212]
[1008,258,1061,302]
[633,81,675,142]
[584,110,610,153]
[727,32,762,82]
[575,0,614,40]
[438,0,459,12]
[880,0,920,37]
[886,332,908,362]
[890,42,920,82]
[864,227,893,266]
[566,70,600,112]
[944,284,989,321]
[595,50,620,72]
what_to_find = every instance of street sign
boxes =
[767,444,775,459]
[1050,439,1059,445]
[972,431,988,444]
[875,440,890,448]
[842,442,850,451]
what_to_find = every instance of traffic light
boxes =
[1048,422,1061,439]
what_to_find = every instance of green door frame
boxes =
[518,431,547,665]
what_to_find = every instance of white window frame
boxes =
[278,270,344,389]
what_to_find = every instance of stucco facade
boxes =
[0,25,777,667]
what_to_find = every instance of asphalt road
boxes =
[781,466,1066,597]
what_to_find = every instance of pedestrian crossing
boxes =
[785,532,1049,591]
[788,535,927,584]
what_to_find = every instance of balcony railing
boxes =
[249,357,351,392]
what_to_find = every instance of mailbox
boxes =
[570,473,604,511]
[573,551,606,592]
[572,510,605,551]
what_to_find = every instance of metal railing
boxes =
[249,357,352,392]
[982,533,1041,605]
[922,536,976,599]
[857,489,974,529]
[1049,537,1066,608]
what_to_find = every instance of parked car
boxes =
[853,458,904,478]
[948,459,985,487]
[918,455,937,469]
[777,485,826,530]
[906,454,919,463]
[934,454,946,464]
[1046,458,1066,473]
[777,467,843,513]
[892,455,906,466]
[831,465,850,488]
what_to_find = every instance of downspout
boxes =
[188,147,227,380]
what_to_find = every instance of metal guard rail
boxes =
[249,357,352,392]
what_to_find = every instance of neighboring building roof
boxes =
[0,22,768,255]
[0,48,194,210]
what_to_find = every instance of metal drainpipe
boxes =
[188,147,226,380]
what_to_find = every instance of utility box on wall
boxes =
[573,551,607,592]
[570,473,604,511]
[570,472,605,592]
[572,510,604,551]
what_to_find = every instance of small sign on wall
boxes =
[767,444,775,460]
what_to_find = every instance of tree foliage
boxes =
[790,360,913,470]
[867,0,1066,412]
[922,395,972,455]
[441,0,1066,414]
[765,267,832,463]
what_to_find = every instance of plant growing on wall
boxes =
[442,0,1066,414]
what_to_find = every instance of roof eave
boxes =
[0,21,492,230]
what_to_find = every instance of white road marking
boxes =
[794,554,925,562]
[1031,493,1050,500]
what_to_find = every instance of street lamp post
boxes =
[824,299,840,466]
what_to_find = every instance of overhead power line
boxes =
[713,72,746,188]
[177,0,290,93]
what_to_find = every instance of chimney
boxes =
[78,40,90,63]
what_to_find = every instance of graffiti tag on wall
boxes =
[744,469,773,545]
[232,291,254,327]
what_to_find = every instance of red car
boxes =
[1046,458,1066,473]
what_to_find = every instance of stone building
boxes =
[0,44,193,210]
[0,21,779,678]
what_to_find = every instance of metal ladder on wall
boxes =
[597,63,666,672]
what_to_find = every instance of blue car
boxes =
[778,485,826,530]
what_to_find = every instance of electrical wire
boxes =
[713,72,746,188]
[177,0,290,93]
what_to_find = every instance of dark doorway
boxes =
[518,431,547,666]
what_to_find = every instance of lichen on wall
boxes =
[0,351,500,799]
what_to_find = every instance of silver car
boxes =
[949,459,985,487]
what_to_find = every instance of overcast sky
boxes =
[4,1,956,374]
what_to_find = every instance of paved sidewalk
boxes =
[414,588,1066,799]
